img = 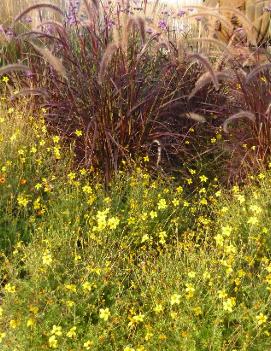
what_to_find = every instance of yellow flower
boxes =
[51,325,62,336]
[185,283,195,298]
[221,225,232,237]
[17,194,30,208]
[66,300,75,307]
[99,308,110,321]
[145,331,153,341]
[223,297,236,312]
[82,281,92,292]
[82,185,92,194]
[9,319,18,329]
[211,137,216,144]
[130,314,145,324]
[170,311,178,319]
[250,204,262,214]
[42,250,53,266]
[153,304,163,314]
[83,340,94,349]
[218,289,227,299]
[52,135,60,143]
[149,210,157,219]
[247,217,258,225]
[67,326,77,338]
[176,186,183,193]
[214,234,224,246]
[2,76,9,83]
[48,335,58,349]
[27,318,35,327]
[256,313,268,326]
[170,293,181,305]
[187,271,196,279]
[95,209,109,231]
[65,284,77,293]
[157,198,167,210]
[224,244,236,255]
[124,347,135,351]
[186,178,192,185]
[0,332,6,343]
[199,175,208,183]
[172,198,180,207]
[0,307,2,318]
[29,305,39,315]
[68,172,76,181]
[4,283,16,293]
[141,234,150,243]
[159,231,167,245]
[200,197,208,205]
[193,306,202,316]
[108,216,120,230]
[75,129,83,137]
[143,155,149,162]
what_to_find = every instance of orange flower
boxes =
[20,178,27,185]
[0,176,5,184]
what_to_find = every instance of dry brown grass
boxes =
[0,0,66,25]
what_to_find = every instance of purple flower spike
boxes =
[177,9,186,17]
[158,19,167,31]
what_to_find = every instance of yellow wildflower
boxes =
[170,293,181,305]
[185,283,195,298]
[247,217,258,225]
[149,210,157,219]
[199,175,208,183]
[42,250,53,266]
[221,225,232,237]
[108,216,120,230]
[83,340,94,349]
[218,289,227,299]
[51,325,62,336]
[67,326,77,338]
[193,306,202,316]
[0,332,6,343]
[153,304,163,314]
[17,194,30,208]
[157,198,167,210]
[48,335,58,349]
[4,283,16,293]
[66,300,75,307]
[143,155,149,162]
[82,281,92,292]
[99,308,110,321]
[256,313,268,326]
[214,234,224,246]
[9,319,18,329]
[64,284,77,293]
[75,129,83,137]
[223,297,236,312]
[27,318,35,327]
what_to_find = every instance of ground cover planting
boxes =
[1,0,271,350]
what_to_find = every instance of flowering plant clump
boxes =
[0,101,271,350]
